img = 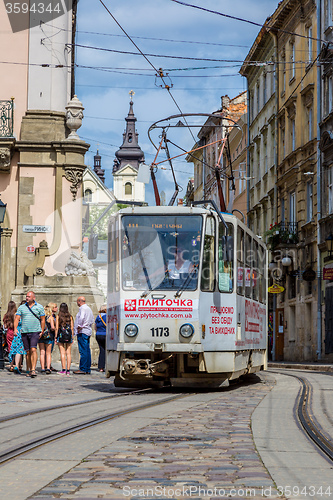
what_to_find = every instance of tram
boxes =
[105,203,268,388]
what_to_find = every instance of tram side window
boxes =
[218,222,234,292]
[108,222,119,292]
[237,227,244,295]
[258,243,266,303]
[201,216,215,291]
[252,241,259,301]
[245,233,252,298]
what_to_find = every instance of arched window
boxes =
[84,189,92,203]
[125,182,132,195]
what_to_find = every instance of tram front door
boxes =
[275,308,284,361]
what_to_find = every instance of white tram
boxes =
[106,205,267,387]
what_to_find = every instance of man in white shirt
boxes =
[73,296,94,374]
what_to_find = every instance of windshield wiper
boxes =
[140,268,170,298]
[174,264,198,298]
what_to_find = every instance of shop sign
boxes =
[323,267,333,280]
[302,268,316,281]
[268,284,284,294]
[26,245,35,253]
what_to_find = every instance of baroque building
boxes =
[319,0,333,356]
[112,99,145,203]
[241,0,326,362]
[0,2,103,317]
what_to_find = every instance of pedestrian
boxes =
[3,301,17,372]
[73,296,94,375]
[14,291,45,378]
[38,303,55,374]
[95,305,107,372]
[55,303,74,376]
[49,303,58,372]
[8,300,26,374]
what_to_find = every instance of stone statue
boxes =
[0,148,11,171]
[65,250,95,276]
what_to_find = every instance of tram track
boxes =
[0,392,191,466]
[271,369,333,462]
[0,387,153,424]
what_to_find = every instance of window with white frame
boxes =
[328,75,333,114]
[306,182,313,222]
[281,125,285,159]
[256,83,260,114]
[308,106,313,141]
[328,165,333,214]
[257,146,260,181]
[290,191,296,223]
[84,189,92,203]
[306,25,312,63]
[324,0,333,30]
[250,91,254,122]
[281,197,285,223]
[291,118,296,151]
[290,40,295,80]
[281,52,286,92]
[264,140,268,173]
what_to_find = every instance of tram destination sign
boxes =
[23,225,51,233]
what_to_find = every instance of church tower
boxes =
[112,94,145,202]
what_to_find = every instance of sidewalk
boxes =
[268,361,333,372]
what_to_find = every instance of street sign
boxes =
[268,284,284,294]
[26,245,35,253]
[302,268,316,281]
[23,225,51,233]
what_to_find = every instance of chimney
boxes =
[221,95,230,110]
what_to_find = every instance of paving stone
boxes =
[26,374,287,499]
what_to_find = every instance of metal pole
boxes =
[316,0,322,360]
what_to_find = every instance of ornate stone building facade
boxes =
[319,0,333,357]
[0,3,103,318]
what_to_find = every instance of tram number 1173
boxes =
[150,327,170,337]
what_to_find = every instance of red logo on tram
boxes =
[124,299,137,311]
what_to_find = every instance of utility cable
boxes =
[169,0,324,44]
[97,0,197,144]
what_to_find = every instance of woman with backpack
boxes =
[3,301,18,372]
[38,303,56,375]
[55,302,74,376]
[94,305,107,372]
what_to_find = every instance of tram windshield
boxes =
[121,215,202,291]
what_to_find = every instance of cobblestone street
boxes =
[27,373,283,500]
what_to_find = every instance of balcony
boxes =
[264,221,299,250]
[0,99,14,137]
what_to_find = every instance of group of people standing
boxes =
[2,291,107,377]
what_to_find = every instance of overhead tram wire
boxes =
[43,22,250,48]
[97,0,197,145]
[169,0,324,45]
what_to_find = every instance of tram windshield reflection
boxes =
[121,215,202,291]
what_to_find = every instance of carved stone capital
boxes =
[0,228,13,238]
[63,165,85,201]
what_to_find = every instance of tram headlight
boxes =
[124,323,138,337]
[179,323,194,338]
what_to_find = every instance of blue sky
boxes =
[75,0,279,205]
